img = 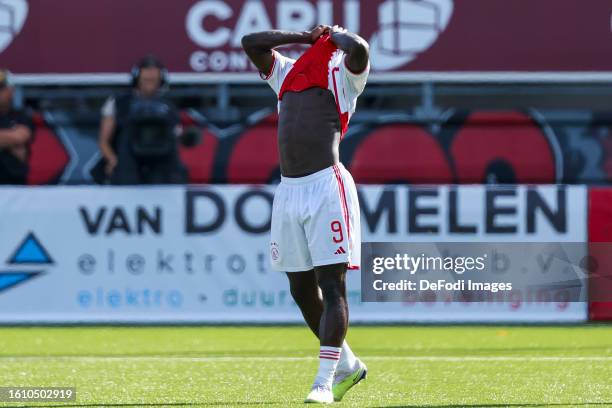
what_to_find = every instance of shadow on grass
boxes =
[16,403,281,407]
[374,403,612,407]
[16,402,612,408]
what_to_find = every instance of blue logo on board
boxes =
[0,232,53,293]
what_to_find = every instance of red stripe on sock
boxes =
[319,353,340,358]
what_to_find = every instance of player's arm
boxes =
[98,116,118,175]
[241,26,329,75]
[98,97,120,175]
[329,25,369,73]
[0,125,31,148]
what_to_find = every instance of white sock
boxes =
[337,340,358,373]
[315,346,341,388]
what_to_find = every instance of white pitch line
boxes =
[0,355,611,362]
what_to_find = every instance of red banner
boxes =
[1,0,612,83]
[588,188,612,321]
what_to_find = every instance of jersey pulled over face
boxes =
[261,36,369,177]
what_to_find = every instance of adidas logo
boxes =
[334,247,346,255]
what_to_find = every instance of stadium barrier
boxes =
[0,184,592,324]
[25,110,612,185]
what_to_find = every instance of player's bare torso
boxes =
[278,87,341,177]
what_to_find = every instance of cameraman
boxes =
[0,69,33,185]
[98,56,187,184]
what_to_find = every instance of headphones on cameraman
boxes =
[130,55,169,90]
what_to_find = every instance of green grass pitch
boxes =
[0,326,611,407]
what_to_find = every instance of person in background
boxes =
[0,69,34,185]
[98,55,187,184]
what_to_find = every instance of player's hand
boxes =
[308,25,331,43]
[105,155,118,176]
[11,125,31,144]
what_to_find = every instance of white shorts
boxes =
[270,163,361,272]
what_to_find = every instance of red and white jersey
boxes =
[261,47,369,136]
